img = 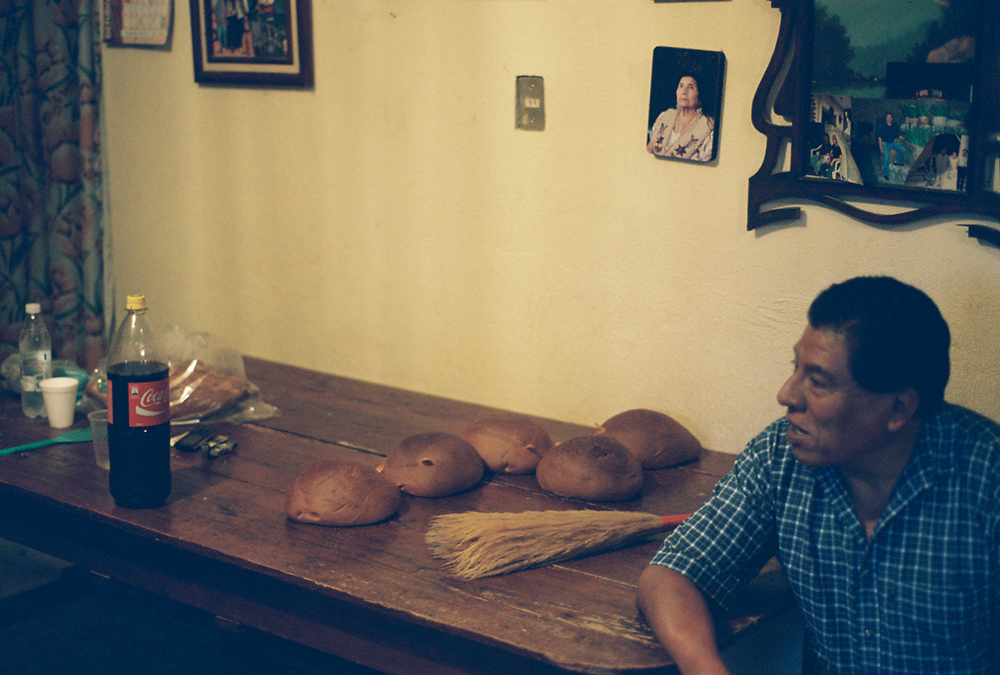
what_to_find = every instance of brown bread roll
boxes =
[596,408,701,469]
[380,432,485,497]
[285,460,402,526]
[535,435,643,502]
[460,414,554,474]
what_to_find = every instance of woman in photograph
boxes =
[647,74,715,162]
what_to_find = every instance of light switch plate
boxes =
[516,76,544,131]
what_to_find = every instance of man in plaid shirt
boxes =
[637,276,1000,674]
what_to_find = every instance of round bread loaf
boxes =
[535,435,643,501]
[380,432,485,497]
[285,460,402,526]
[596,409,701,469]
[460,414,553,474]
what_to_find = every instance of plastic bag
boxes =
[87,326,278,424]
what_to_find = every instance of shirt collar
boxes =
[805,406,955,539]
[874,405,960,530]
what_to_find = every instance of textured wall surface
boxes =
[102,0,1000,455]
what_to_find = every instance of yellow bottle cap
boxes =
[126,295,147,311]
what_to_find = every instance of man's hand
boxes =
[636,565,732,675]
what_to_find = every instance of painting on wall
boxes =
[646,47,725,163]
[189,0,313,86]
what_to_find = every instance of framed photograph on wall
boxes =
[189,0,313,86]
[646,46,725,163]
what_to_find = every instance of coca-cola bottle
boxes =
[107,294,171,508]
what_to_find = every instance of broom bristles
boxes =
[425,510,686,580]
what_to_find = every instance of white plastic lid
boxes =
[25,303,41,315]
[126,295,147,311]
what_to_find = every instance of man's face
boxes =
[886,113,893,125]
[776,326,897,470]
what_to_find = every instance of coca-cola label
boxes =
[109,377,170,427]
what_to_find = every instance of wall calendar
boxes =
[103,0,172,46]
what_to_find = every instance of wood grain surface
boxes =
[0,357,789,675]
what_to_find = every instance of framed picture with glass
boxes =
[189,0,313,86]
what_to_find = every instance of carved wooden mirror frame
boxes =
[748,0,1000,244]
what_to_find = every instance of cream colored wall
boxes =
[101,0,1000,455]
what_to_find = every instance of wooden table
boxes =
[0,357,789,675]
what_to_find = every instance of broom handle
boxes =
[659,513,691,529]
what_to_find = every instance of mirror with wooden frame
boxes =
[748,0,1000,242]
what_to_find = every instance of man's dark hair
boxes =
[808,276,951,416]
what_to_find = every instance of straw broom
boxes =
[425,510,690,580]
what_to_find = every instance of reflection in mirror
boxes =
[748,0,1000,233]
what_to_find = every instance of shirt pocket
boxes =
[884,573,987,652]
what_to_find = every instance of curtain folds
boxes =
[0,0,104,370]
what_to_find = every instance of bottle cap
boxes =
[25,303,41,315]
[126,295,147,311]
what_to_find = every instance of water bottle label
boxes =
[20,350,52,379]
[21,375,39,391]
[108,377,170,427]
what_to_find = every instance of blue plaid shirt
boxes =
[650,403,1000,675]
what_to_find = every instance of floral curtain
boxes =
[0,0,103,372]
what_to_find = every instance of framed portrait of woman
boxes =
[646,46,725,163]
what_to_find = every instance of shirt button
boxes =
[865,629,873,638]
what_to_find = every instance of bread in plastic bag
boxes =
[86,326,277,423]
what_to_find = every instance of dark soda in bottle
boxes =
[107,295,171,508]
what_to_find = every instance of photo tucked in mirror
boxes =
[805,0,977,191]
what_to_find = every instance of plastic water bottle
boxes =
[19,303,52,419]
[107,294,171,508]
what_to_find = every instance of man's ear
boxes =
[888,388,920,432]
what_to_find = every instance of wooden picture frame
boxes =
[190,0,313,86]
[747,0,1000,235]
